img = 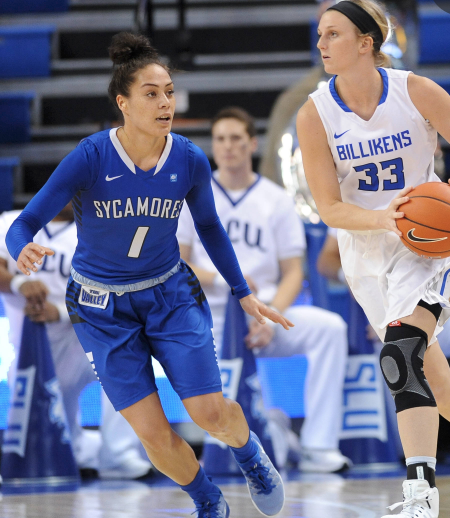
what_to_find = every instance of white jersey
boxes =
[177,174,305,308]
[310,67,438,210]
[0,210,76,349]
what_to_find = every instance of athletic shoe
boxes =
[194,492,230,518]
[381,479,439,517]
[99,457,153,480]
[299,448,352,473]
[237,431,285,516]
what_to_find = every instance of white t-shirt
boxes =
[0,210,77,349]
[177,174,306,308]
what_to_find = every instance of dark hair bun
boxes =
[109,32,159,65]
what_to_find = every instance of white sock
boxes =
[406,456,436,471]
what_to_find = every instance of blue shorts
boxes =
[65,261,222,411]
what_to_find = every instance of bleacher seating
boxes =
[0,0,69,15]
[0,92,35,143]
[0,157,19,211]
[419,11,450,64]
[0,25,55,78]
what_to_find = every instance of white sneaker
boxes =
[381,479,439,517]
[99,457,153,480]
[299,448,352,473]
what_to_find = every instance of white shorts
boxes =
[338,229,450,344]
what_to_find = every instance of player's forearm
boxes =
[194,219,251,299]
[271,269,303,313]
[317,200,384,231]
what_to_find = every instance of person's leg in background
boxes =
[258,305,350,473]
[51,325,152,479]
[99,391,152,479]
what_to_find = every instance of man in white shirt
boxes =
[0,204,152,479]
[177,107,351,473]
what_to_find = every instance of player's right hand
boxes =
[378,186,413,236]
[17,243,55,276]
[19,280,49,307]
[239,294,294,330]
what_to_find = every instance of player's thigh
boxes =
[259,305,347,357]
[66,278,157,412]
[147,262,222,402]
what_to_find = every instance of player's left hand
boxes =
[24,301,60,323]
[239,294,294,330]
[245,319,275,349]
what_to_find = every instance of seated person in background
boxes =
[177,107,351,473]
[0,205,152,479]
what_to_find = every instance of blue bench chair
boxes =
[0,92,35,144]
[419,11,450,64]
[0,158,19,212]
[0,26,55,78]
[0,0,68,14]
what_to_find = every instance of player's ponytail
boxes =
[108,32,170,108]
[349,0,391,67]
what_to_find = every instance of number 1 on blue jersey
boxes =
[128,226,150,258]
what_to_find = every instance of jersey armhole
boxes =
[403,71,431,125]
[309,93,334,148]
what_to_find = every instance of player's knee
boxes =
[380,323,436,413]
[190,397,231,433]
[139,427,174,454]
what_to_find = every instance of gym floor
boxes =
[1,467,450,517]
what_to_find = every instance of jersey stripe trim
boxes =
[212,173,262,207]
[109,128,173,176]
[109,127,136,174]
[70,262,180,293]
[329,67,389,113]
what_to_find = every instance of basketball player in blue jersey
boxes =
[297,1,450,516]
[5,32,292,518]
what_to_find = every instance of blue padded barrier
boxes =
[0,158,18,212]
[0,93,35,144]
[0,0,68,14]
[303,221,329,309]
[0,26,55,78]
[419,11,450,64]
[435,77,450,95]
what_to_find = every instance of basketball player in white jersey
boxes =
[177,107,351,473]
[297,0,450,515]
[0,206,152,479]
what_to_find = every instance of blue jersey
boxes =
[6,128,250,297]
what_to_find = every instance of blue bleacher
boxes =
[0,0,68,14]
[0,157,19,212]
[0,26,55,78]
[419,11,450,64]
[0,92,35,143]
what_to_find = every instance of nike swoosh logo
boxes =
[334,130,350,139]
[407,228,448,243]
[105,174,124,181]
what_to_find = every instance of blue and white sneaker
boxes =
[194,492,230,518]
[237,431,285,516]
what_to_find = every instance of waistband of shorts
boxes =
[346,229,390,236]
[70,262,180,293]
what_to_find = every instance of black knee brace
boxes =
[380,323,436,413]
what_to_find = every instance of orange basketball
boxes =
[397,182,450,258]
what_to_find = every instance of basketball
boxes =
[397,182,450,258]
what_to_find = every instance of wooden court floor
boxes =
[1,476,450,518]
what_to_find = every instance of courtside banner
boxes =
[203,294,276,475]
[1,316,79,483]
